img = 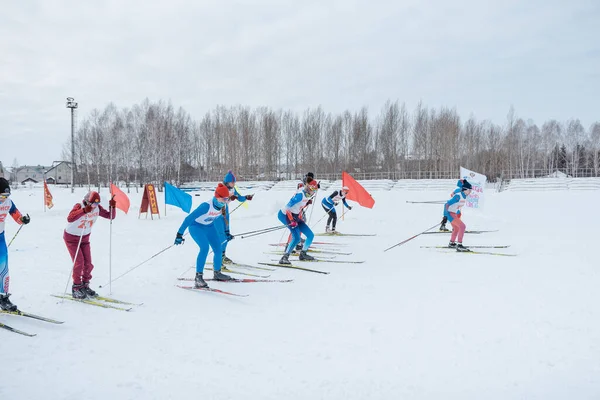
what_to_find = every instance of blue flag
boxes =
[164,182,192,213]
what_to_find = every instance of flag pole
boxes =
[109,184,114,295]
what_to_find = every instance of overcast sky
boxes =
[1,0,598,167]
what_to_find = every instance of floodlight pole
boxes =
[66,97,78,193]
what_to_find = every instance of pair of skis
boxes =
[0,309,64,337]
[421,245,516,256]
[51,294,142,312]
[177,276,293,297]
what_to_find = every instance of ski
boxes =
[92,296,143,306]
[0,321,36,337]
[178,277,293,283]
[177,285,249,297]
[264,252,337,260]
[306,249,351,255]
[421,245,510,249]
[0,309,64,324]
[270,258,365,264]
[51,295,132,311]
[269,241,347,247]
[316,232,376,237]
[204,267,270,278]
[422,230,499,235]
[207,262,275,271]
[434,249,517,257]
[258,262,330,274]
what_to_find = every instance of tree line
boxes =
[63,99,600,188]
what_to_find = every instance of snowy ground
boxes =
[1,185,599,400]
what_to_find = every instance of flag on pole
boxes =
[459,166,487,209]
[110,183,130,214]
[342,171,375,208]
[164,182,192,213]
[43,182,54,209]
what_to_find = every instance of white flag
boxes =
[460,167,487,209]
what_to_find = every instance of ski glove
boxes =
[306,199,313,205]
[174,233,185,245]
[83,204,93,213]
[229,195,238,201]
[245,194,253,201]
[21,214,30,224]
[289,220,298,228]
[347,206,352,210]
[226,232,235,241]
[109,199,117,208]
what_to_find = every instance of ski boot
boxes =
[213,270,233,281]
[222,253,233,264]
[439,224,449,232]
[456,243,470,252]
[195,273,208,288]
[279,253,292,265]
[325,226,331,233]
[82,282,98,298]
[0,293,17,312]
[448,241,457,248]
[299,250,315,261]
[72,284,88,299]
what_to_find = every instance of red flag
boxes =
[43,182,54,209]
[110,183,130,214]
[342,171,375,209]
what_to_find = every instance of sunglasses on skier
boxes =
[0,193,10,199]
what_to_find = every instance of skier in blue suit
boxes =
[0,178,30,311]
[174,183,234,288]
[217,171,253,264]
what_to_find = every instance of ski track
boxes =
[1,187,599,400]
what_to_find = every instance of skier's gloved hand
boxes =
[109,198,117,208]
[306,199,313,205]
[347,206,352,210]
[229,195,238,201]
[174,233,185,245]
[226,232,234,241]
[245,194,253,201]
[289,220,298,228]
[20,214,30,224]
[83,204,93,213]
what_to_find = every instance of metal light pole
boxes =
[66,97,78,193]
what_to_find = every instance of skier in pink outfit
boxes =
[443,180,472,251]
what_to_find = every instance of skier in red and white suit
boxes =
[63,191,115,299]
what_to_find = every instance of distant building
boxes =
[14,165,48,184]
[45,161,73,184]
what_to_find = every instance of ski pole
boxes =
[61,232,85,300]
[236,225,282,236]
[229,202,245,215]
[383,223,440,252]
[240,225,287,239]
[99,243,176,288]
[7,225,24,248]
[405,200,446,204]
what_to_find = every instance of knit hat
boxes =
[461,180,472,190]
[0,178,10,196]
[215,183,231,199]
[223,171,236,184]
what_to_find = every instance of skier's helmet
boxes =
[83,191,101,205]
